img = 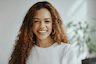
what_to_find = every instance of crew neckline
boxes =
[34,42,57,49]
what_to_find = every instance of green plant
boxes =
[66,19,96,57]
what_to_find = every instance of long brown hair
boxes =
[8,1,70,64]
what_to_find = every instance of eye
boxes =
[45,21,50,23]
[34,21,39,22]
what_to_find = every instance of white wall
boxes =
[0,0,95,64]
[87,0,96,58]
[88,0,96,26]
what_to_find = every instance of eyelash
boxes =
[45,21,50,23]
[34,21,50,23]
[34,21,39,22]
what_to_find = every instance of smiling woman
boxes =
[8,1,79,64]
[32,8,53,47]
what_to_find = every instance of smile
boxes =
[38,30,48,33]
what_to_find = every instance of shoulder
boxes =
[54,42,74,54]
[59,42,73,51]
[60,42,71,46]
[60,42,75,53]
[60,42,79,64]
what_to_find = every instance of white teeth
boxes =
[38,31,47,33]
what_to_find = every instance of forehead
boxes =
[33,8,52,19]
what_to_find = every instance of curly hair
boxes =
[8,1,70,64]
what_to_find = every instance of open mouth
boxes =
[38,30,48,33]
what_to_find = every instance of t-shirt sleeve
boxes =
[62,44,79,64]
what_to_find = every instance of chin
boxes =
[37,36,49,40]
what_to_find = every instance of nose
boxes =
[39,21,45,28]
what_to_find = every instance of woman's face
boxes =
[32,8,52,40]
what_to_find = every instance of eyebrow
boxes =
[45,18,51,20]
[33,18,39,20]
[33,18,51,20]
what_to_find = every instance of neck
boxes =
[36,36,54,48]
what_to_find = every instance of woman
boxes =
[8,1,78,64]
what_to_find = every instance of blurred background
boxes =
[0,0,96,64]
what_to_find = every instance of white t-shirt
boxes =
[26,42,79,64]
